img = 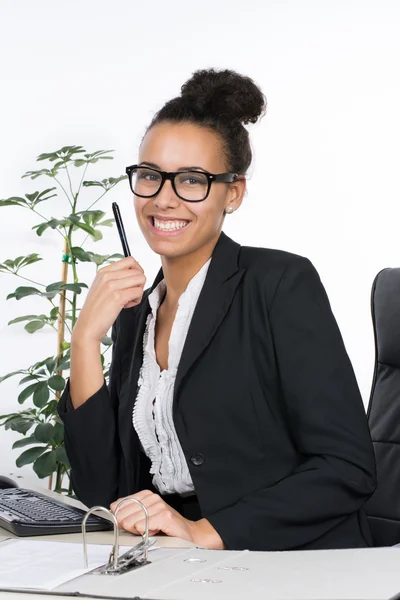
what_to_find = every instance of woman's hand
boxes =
[72,256,146,344]
[110,490,225,549]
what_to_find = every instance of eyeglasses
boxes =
[125,165,239,202]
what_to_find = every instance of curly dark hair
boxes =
[147,68,267,175]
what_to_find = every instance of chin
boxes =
[150,241,191,259]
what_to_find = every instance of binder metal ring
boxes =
[82,499,153,574]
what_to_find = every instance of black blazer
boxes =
[58,232,377,551]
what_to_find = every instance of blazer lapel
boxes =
[123,267,164,392]
[173,232,244,413]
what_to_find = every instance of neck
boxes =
[160,235,219,308]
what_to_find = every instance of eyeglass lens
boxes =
[131,167,209,201]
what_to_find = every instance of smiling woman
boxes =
[57,68,377,551]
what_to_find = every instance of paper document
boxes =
[0,539,132,590]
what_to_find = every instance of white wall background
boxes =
[0,0,399,486]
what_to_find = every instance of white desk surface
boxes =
[2,482,400,600]
[0,481,194,599]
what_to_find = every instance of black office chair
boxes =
[365,267,400,546]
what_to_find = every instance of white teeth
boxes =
[153,218,188,231]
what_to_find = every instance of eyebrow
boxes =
[139,161,207,172]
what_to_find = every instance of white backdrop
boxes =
[0,0,399,485]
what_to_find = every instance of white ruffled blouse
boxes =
[132,258,211,495]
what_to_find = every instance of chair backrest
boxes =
[365,267,400,546]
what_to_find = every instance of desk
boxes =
[0,483,195,548]
[1,486,400,600]
[0,483,194,600]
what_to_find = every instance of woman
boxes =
[58,68,377,551]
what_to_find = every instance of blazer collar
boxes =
[123,231,244,421]
[160,231,244,412]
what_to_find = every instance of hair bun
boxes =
[180,68,266,125]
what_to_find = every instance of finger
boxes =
[134,509,175,537]
[102,273,147,293]
[99,270,146,291]
[110,490,157,513]
[99,268,144,282]
[116,502,167,534]
[113,496,164,524]
[100,256,143,274]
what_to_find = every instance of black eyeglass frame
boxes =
[125,164,239,202]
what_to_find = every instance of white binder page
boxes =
[0,539,131,590]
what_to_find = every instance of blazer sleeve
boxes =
[207,257,377,550]
[57,317,121,508]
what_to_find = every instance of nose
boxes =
[153,179,180,211]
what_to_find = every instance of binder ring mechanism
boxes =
[82,498,155,575]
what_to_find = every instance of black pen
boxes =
[112,202,131,257]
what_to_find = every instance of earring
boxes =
[225,206,234,214]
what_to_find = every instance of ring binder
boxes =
[82,498,155,575]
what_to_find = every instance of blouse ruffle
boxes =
[132,258,211,495]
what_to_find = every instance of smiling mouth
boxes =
[150,217,190,232]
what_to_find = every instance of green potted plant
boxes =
[0,145,126,493]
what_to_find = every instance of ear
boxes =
[225,176,246,212]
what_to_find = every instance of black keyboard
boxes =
[0,487,113,536]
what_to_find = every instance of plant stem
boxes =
[76,163,88,198]
[30,207,67,242]
[55,463,63,491]
[13,273,46,287]
[86,188,109,211]
[65,165,75,202]
[49,299,72,335]
[54,176,73,209]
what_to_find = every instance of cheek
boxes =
[193,192,226,223]
[134,198,149,220]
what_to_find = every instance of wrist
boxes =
[71,329,101,348]
[189,518,225,550]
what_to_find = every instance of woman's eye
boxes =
[181,175,205,185]
[139,171,158,181]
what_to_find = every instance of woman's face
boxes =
[134,122,245,260]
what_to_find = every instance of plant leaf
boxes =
[12,435,38,449]
[33,450,57,478]
[0,370,25,384]
[46,281,64,293]
[16,446,46,467]
[52,423,64,445]
[45,357,57,375]
[47,375,65,392]
[33,382,49,408]
[25,321,45,334]
[0,196,27,207]
[8,315,39,325]
[18,382,40,404]
[60,283,88,294]
[8,418,35,434]
[70,247,92,262]
[40,399,58,419]
[92,229,103,242]
[6,286,42,301]
[73,222,96,237]
[34,423,55,443]
[56,359,70,372]
[55,445,70,468]
[97,218,114,227]
[19,374,39,385]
